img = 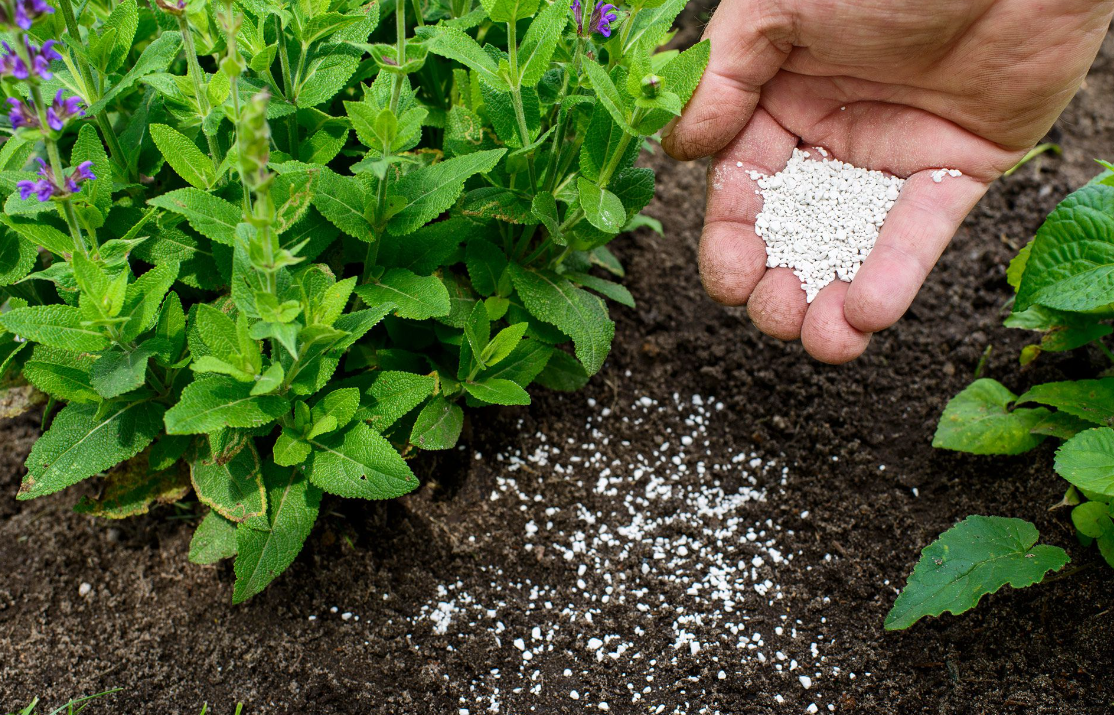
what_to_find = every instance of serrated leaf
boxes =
[410,396,463,450]
[165,376,290,434]
[509,265,614,375]
[361,370,437,430]
[148,188,241,245]
[1015,184,1114,313]
[86,32,183,115]
[566,272,635,308]
[534,348,589,391]
[387,149,506,235]
[932,379,1050,455]
[466,239,508,297]
[530,192,563,244]
[1016,379,1114,425]
[480,0,540,23]
[465,377,530,405]
[190,439,266,522]
[23,345,99,403]
[518,0,566,86]
[307,421,419,499]
[312,168,373,242]
[150,124,216,189]
[578,177,626,233]
[582,60,635,136]
[1055,427,1114,497]
[478,337,552,386]
[462,187,537,224]
[232,465,321,603]
[885,516,1069,630]
[425,26,510,91]
[189,510,238,564]
[0,305,109,352]
[19,401,165,500]
[355,268,451,320]
[480,322,529,366]
[90,344,158,399]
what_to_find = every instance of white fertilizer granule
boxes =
[749,149,958,303]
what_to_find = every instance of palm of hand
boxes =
[663,0,1114,363]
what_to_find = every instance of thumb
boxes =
[661,1,792,161]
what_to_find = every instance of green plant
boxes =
[887,163,1114,630]
[0,0,708,601]
[5,689,122,715]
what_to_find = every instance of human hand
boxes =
[662,0,1114,363]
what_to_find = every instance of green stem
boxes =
[276,16,298,151]
[177,15,222,172]
[619,6,641,54]
[506,21,537,189]
[1097,339,1114,364]
[28,84,89,257]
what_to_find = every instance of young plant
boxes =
[887,164,1114,629]
[0,0,709,601]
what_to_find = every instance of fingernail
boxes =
[661,117,679,139]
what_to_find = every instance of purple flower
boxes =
[7,97,37,129]
[45,88,83,130]
[15,158,94,202]
[593,2,618,38]
[1,38,60,80]
[571,0,617,39]
[13,0,55,30]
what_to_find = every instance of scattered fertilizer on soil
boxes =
[399,393,844,713]
[749,149,961,303]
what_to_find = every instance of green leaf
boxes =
[0,305,109,352]
[164,376,290,435]
[425,26,510,91]
[312,168,374,242]
[18,401,165,500]
[189,510,238,564]
[530,192,564,244]
[465,377,531,405]
[480,0,540,22]
[120,262,179,343]
[518,0,566,86]
[1007,242,1032,292]
[90,344,158,399]
[1016,379,1114,426]
[387,149,506,235]
[307,421,419,499]
[480,322,529,366]
[0,215,74,256]
[1054,427,1114,497]
[509,266,614,375]
[932,379,1050,455]
[361,370,437,430]
[578,177,626,234]
[295,53,360,108]
[461,187,537,224]
[410,396,464,450]
[378,217,471,274]
[23,346,99,403]
[355,268,451,320]
[0,230,36,286]
[273,430,312,467]
[1071,501,1113,539]
[71,124,112,216]
[232,465,321,603]
[150,124,216,189]
[464,300,491,363]
[1030,411,1093,440]
[101,0,138,72]
[148,188,241,246]
[637,38,710,134]
[190,440,266,523]
[86,32,183,115]
[1015,184,1114,313]
[582,60,635,136]
[479,337,552,386]
[534,348,589,391]
[565,272,635,308]
[466,239,508,297]
[885,516,1069,630]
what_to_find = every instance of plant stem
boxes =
[177,15,223,173]
[275,15,298,152]
[28,83,89,258]
[1097,339,1114,364]
[506,20,538,190]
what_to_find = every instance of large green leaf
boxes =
[1054,427,1114,497]
[932,379,1050,455]
[465,377,531,405]
[189,510,238,564]
[190,440,267,522]
[885,516,1069,630]
[517,0,566,87]
[0,304,109,352]
[22,346,99,403]
[307,422,419,499]
[425,26,509,91]
[387,149,506,235]
[355,268,451,320]
[150,124,215,189]
[86,31,183,115]
[410,396,463,450]
[1016,379,1114,425]
[1015,184,1114,313]
[361,370,437,431]
[577,177,626,233]
[232,466,321,603]
[508,266,614,375]
[19,401,165,500]
[147,188,241,246]
[312,168,373,242]
[164,376,290,434]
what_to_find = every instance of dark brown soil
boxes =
[3,14,1114,715]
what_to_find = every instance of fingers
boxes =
[801,280,872,364]
[699,108,798,305]
[661,2,793,161]
[844,172,989,333]
[747,268,808,340]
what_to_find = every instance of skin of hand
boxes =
[661,0,1114,364]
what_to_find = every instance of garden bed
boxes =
[2,16,1114,715]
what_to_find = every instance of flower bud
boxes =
[640,74,662,99]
